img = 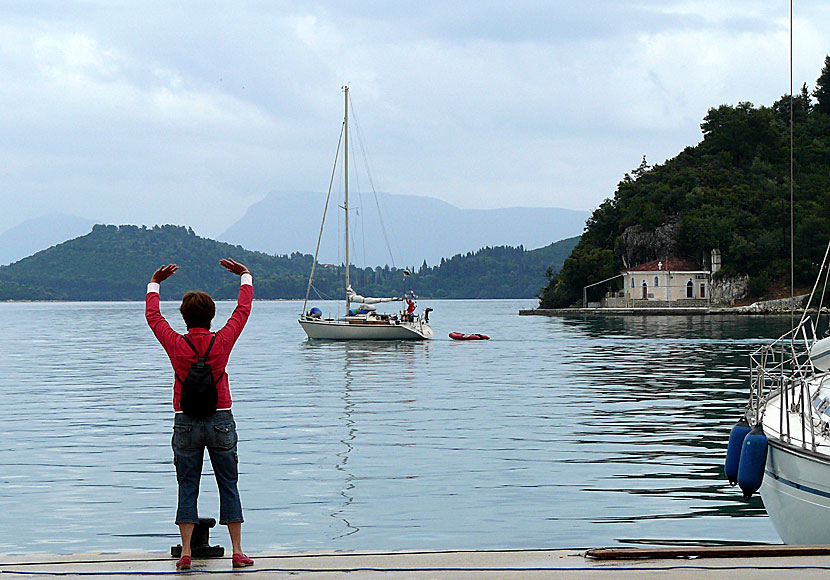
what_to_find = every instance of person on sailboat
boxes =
[404,291,417,322]
[145,258,255,571]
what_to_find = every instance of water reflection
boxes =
[0,301,786,553]
[558,314,796,340]
[296,340,430,542]
[331,344,358,539]
[555,314,781,529]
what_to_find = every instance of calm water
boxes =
[0,299,796,554]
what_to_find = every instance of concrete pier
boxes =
[5,547,830,579]
[520,307,714,316]
[519,307,804,316]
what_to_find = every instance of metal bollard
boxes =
[171,517,225,558]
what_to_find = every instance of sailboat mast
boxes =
[344,85,350,310]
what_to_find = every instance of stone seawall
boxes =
[520,295,826,317]
[736,295,809,313]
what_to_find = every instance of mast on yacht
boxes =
[343,85,350,312]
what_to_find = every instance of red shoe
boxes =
[176,555,191,570]
[232,553,254,568]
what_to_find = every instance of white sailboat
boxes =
[724,5,830,541]
[727,242,830,543]
[298,86,434,341]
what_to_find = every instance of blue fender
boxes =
[725,416,751,485]
[737,424,768,498]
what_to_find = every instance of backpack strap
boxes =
[176,334,219,385]
[182,334,217,361]
[203,334,217,359]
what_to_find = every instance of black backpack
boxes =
[177,334,222,419]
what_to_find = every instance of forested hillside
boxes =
[540,56,830,308]
[0,224,578,301]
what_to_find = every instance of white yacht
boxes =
[298,86,434,341]
[727,240,830,543]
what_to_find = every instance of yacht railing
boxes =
[748,239,830,452]
[748,317,825,451]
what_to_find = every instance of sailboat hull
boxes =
[758,386,830,544]
[760,438,830,544]
[299,318,434,340]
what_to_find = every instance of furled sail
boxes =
[347,285,400,304]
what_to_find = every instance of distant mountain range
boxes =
[0,213,95,266]
[219,191,589,267]
[0,224,579,301]
[1,194,587,271]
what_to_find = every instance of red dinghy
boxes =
[449,332,490,340]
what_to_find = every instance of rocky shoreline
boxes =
[520,294,829,316]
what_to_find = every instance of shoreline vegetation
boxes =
[0,224,578,302]
[538,56,830,310]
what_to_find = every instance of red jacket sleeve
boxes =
[146,287,180,352]
[216,282,253,350]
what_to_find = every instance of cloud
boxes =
[0,1,826,235]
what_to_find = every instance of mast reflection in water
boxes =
[0,300,792,553]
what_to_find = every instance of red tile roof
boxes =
[625,257,702,272]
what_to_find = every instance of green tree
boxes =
[539,245,617,308]
[814,54,830,115]
[801,82,812,114]
[540,57,830,308]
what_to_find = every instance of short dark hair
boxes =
[180,291,215,329]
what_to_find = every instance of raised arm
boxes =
[220,258,250,276]
[152,264,179,283]
[217,259,253,345]
[145,264,180,348]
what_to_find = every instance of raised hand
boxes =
[151,264,178,283]
[220,258,250,276]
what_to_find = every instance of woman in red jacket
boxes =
[146,258,254,570]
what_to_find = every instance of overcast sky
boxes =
[1,1,827,237]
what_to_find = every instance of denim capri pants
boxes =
[171,410,244,525]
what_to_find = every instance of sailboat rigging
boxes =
[298,86,434,340]
[722,0,830,544]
